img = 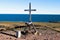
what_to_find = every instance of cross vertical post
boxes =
[29,3,31,22]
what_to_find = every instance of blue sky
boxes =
[0,0,60,14]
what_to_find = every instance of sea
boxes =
[0,14,60,22]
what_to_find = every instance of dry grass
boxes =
[33,22,60,32]
[0,22,60,32]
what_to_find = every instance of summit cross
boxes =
[24,2,36,22]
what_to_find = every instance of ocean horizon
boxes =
[0,14,60,22]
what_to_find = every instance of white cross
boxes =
[24,2,36,22]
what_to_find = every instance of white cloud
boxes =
[0,8,24,14]
[0,8,60,14]
[35,10,60,14]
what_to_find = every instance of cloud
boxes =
[0,8,60,14]
[0,8,24,14]
[35,10,60,14]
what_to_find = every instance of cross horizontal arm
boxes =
[31,9,36,11]
[24,9,36,11]
[24,9,29,11]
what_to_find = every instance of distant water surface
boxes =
[0,14,60,22]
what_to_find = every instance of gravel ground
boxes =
[0,28,60,40]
